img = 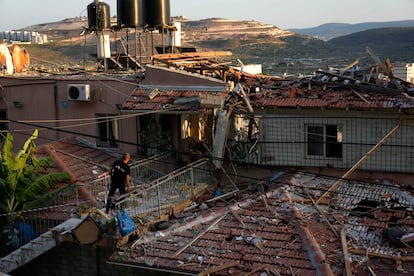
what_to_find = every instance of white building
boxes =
[393,63,414,84]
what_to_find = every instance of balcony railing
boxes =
[0,153,172,254]
[81,153,170,205]
[114,158,217,221]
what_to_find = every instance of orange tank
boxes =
[0,44,14,74]
[11,44,30,73]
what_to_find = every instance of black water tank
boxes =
[117,0,143,28]
[142,0,170,29]
[87,1,111,31]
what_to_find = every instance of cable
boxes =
[5,115,414,195]
[7,107,181,133]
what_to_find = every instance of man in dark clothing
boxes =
[106,153,131,213]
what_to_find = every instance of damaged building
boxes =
[1,0,414,275]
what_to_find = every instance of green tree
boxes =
[0,129,70,214]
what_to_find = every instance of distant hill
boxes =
[180,17,293,42]
[7,17,414,75]
[327,27,414,61]
[289,20,414,41]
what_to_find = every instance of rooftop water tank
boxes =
[87,1,111,31]
[117,0,143,28]
[142,0,170,29]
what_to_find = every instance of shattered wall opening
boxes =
[226,115,414,173]
[139,112,212,165]
[139,113,172,156]
[227,114,260,163]
[179,113,211,165]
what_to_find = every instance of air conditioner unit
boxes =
[67,84,91,101]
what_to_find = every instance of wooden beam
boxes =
[152,51,232,61]
[237,83,254,113]
[317,124,400,204]
[244,264,268,276]
[229,207,245,227]
[343,59,359,71]
[261,194,269,211]
[198,260,240,276]
[173,212,228,257]
[340,227,352,276]
[303,188,338,237]
[349,248,414,262]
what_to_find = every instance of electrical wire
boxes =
[3,111,414,195]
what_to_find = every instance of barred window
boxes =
[307,124,342,158]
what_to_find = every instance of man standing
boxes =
[106,153,131,213]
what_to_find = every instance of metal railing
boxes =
[0,201,79,251]
[82,153,170,204]
[114,158,217,221]
[0,153,171,255]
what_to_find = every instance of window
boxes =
[307,124,342,158]
[96,114,119,148]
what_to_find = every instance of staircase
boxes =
[0,218,81,274]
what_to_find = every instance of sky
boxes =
[0,0,413,31]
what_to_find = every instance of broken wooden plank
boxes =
[229,207,245,227]
[317,124,400,204]
[351,89,370,104]
[173,212,228,257]
[367,266,376,276]
[198,260,240,276]
[261,194,269,211]
[303,188,338,237]
[340,227,352,276]
[366,47,404,92]
[343,59,359,71]
[349,248,414,262]
[237,83,254,113]
[152,51,232,61]
[245,264,268,276]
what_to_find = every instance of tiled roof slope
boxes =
[252,84,414,110]
[120,77,414,113]
[109,172,414,275]
[36,136,117,183]
[30,137,119,220]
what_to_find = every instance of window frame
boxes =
[96,114,119,148]
[306,124,342,158]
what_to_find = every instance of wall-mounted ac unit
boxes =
[67,84,91,101]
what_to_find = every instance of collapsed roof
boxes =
[108,171,414,275]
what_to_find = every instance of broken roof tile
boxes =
[108,171,414,275]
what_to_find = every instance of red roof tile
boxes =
[252,86,414,110]
[37,136,117,183]
[108,172,414,275]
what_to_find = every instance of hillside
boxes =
[8,17,414,76]
[327,27,414,61]
[289,20,414,41]
[180,17,292,42]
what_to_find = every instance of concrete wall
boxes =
[10,242,178,276]
[0,76,138,155]
[245,110,414,173]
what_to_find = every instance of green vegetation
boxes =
[0,130,70,254]
[0,130,70,214]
